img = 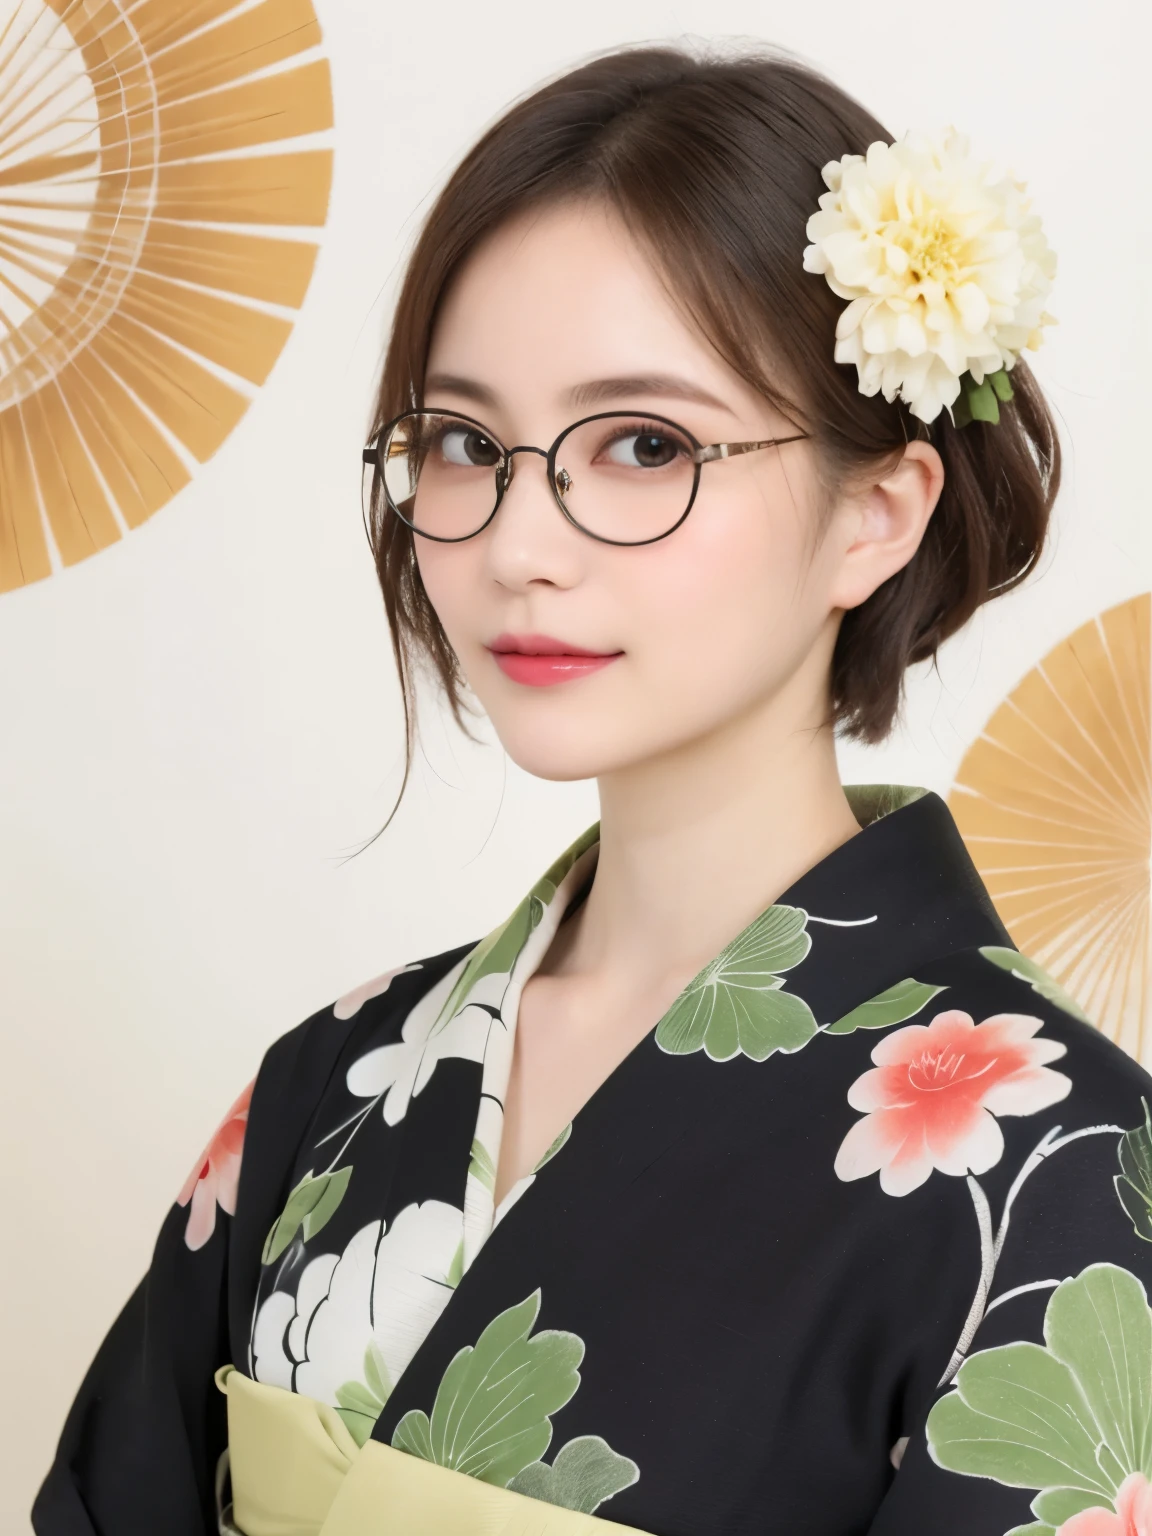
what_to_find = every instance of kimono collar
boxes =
[764,784,1009,1032]
[460,785,1009,1061]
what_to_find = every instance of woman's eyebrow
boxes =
[422,371,734,414]
[567,374,733,411]
[423,373,500,407]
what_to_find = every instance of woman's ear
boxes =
[828,440,945,612]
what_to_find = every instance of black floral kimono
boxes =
[34,787,1152,1536]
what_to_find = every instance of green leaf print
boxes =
[927,1264,1152,1517]
[430,826,599,1039]
[335,1340,392,1447]
[508,1435,639,1513]
[392,1410,434,1460]
[1116,1099,1152,1242]
[1045,1264,1152,1473]
[430,902,536,1042]
[928,1341,1112,1496]
[655,904,817,1062]
[468,1137,497,1193]
[825,978,946,1034]
[364,1338,391,1403]
[303,1168,354,1243]
[979,946,1092,1024]
[534,1123,572,1172]
[1032,1488,1112,1524]
[261,1166,352,1265]
[391,1291,583,1486]
[843,783,928,823]
[446,1238,464,1289]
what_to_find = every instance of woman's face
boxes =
[415,201,888,783]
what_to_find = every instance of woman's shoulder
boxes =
[224,940,478,1275]
[929,940,1152,1114]
[821,939,1152,1249]
[251,939,477,1118]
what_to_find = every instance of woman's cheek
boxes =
[414,545,478,654]
[620,569,770,729]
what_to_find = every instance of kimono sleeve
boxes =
[31,997,364,1536]
[864,1006,1152,1536]
[31,1083,253,1536]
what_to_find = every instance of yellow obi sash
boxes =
[215,1367,647,1536]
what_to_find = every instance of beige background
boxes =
[1,0,1148,1526]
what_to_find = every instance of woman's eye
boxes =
[439,428,500,468]
[603,432,684,470]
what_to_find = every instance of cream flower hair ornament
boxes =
[802,130,1056,424]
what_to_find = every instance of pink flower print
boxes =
[177,1080,254,1250]
[333,965,416,1020]
[1059,1475,1152,1534]
[833,1009,1070,1197]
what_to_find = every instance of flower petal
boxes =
[981,1065,1071,1117]
[334,966,410,1020]
[925,1104,1004,1177]
[804,130,1056,416]
[252,1291,296,1390]
[184,1176,219,1252]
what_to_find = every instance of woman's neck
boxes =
[545,684,861,994]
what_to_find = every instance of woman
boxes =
[35,42,1152,1536]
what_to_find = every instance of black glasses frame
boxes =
[362,408,811,547]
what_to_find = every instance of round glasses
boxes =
[362,409,810,547]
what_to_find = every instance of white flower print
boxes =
[345,961,508,1127]
[253,1200,464,1434]
[333,964,421,1021]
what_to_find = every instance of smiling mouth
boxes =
[487,632,623,688]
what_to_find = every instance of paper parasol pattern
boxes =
[950,594,1151,1064]
[0,0,334,592]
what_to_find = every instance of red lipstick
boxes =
[487,632,622,687]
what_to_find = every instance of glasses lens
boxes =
[553,415,696,542]
[381,413,502,538]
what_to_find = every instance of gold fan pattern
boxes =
[0,0,333,592]
[949,593,1152,1064]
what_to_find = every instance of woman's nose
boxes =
[482,447,584,589]
[498,444,548,492]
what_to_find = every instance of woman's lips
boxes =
[493,652,620,686]
[487,633,622,688]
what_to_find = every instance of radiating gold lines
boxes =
[0,0,333,591]
[951,594,1152,1064]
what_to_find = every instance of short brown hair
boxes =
[365,42,1059,778]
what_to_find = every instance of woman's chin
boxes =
[497,742,615,784]
[492,724,656,785]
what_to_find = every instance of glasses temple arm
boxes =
[696,433,809,464]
